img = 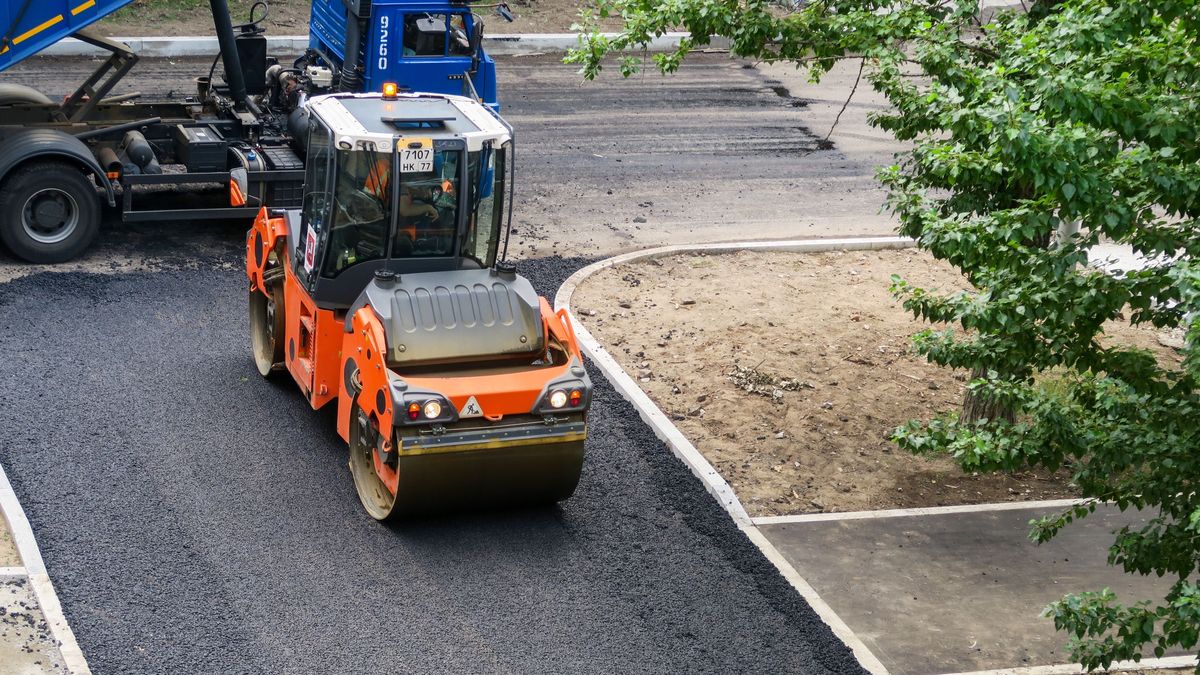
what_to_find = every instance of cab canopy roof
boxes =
[308,93,511,152]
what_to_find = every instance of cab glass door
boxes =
[393,12,474,98]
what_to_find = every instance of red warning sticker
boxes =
[304,228,317,272]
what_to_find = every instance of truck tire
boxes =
[0,84,53,106]
[0,161,101,263]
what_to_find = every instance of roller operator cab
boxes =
[307,0,502,110]
[246,92,590,520]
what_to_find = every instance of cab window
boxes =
[394,147,462,258]
[402,13,473,57]
[321,146,392,278]
[319,144,464,277]
[463,145,505,268]
[299,119,334,282]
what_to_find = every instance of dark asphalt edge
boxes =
[585,372,867,674]
[0,459,88,673]
[552,240,921,675]
[0,266,293,675]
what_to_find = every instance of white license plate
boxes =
[400,148,434,173]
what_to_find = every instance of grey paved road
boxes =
[0,52,894,272]
[763,506,1185,674]
[0,253,863,673]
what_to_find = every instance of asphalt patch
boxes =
[0,260,862,673]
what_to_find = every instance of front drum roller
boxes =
[249,268,285,377]
[348,403,586,521]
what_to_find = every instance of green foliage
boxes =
[570,0,1200,668]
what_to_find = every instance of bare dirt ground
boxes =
[0,525,18,567]
[100,0,601,36]
[573,249,1181,517]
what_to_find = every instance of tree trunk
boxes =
[961,366,1016,424]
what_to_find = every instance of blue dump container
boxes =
[0,0,136,73]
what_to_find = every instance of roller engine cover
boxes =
[347,269,545,366]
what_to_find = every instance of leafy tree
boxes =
[569,0,1200,669]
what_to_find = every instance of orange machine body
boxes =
[247,208,590,512]
[244,92,587,520]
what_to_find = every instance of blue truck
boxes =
[0,0,507,263]
[307,0,501,109]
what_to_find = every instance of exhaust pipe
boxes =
[209,0,248,109]
[337,12,366,92]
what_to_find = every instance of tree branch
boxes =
[825,57,865,142]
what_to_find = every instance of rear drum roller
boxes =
[249,270,285,377]
[348,404,400,521]
[0,161,101,263]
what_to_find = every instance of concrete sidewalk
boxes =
[758,502,1193,674]
[37,32,698,58]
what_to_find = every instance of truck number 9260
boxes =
[378,15,390,71]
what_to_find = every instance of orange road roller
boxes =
[245,91,590,519]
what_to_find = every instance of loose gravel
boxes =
[0,256,863,673]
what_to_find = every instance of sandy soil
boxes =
[0,525,18,567]
[573,249,1181,517]
[100,0,602,37]
[0,579,68,673]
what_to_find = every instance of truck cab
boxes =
[308,0,501,109]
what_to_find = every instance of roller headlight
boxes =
[423,400,443,419]
[548,389,568,409]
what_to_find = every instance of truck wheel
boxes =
[0,162,101,263]
[0,84,52,106]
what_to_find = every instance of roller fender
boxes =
[246,207,289,293]
[342,304,401,495]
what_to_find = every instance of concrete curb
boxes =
[942,654,1198,674]
[751,498,1090,525]
[0,463,91,674]
[38,32,698,58]
[554,236,914,675]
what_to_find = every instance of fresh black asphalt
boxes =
[0,251,863,673]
